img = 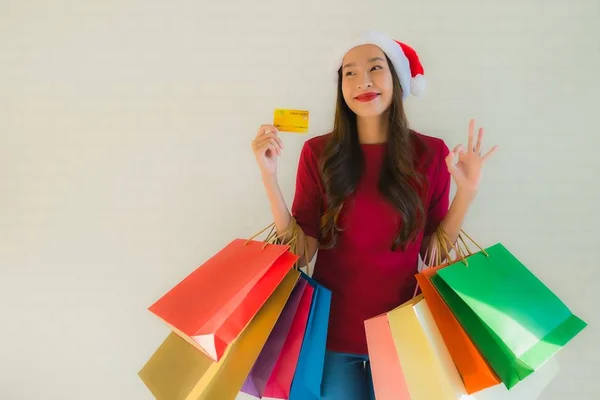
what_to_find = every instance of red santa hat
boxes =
[333,31,426,100]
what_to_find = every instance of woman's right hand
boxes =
[251,124,284,178]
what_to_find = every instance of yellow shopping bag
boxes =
[139,270,300,400]
[386,295,466,399]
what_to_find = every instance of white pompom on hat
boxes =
[333,31,426,100]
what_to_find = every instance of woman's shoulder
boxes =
[410,130,449,168]
[304,132,332,150]
[300,132,332,159]
[411,130,447,150]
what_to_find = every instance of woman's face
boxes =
[341,44,394,118]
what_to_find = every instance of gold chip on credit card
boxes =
[273,109,309,133]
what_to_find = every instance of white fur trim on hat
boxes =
[333,31,413,100]
[411,74,426,96]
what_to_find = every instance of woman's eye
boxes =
[345,66,380,76]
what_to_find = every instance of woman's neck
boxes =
[356,113,389,144]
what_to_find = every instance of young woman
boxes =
[251,31,497,400]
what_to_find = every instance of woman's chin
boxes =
[348,98,391,118]
[351,105,386,118]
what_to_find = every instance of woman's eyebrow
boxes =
[342,57,386,70]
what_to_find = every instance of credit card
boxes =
[273,109,309,133]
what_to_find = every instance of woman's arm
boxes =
[420,188,475,258]
[262,174,319,268]
[429,119,498,258]
[252,125,320,268]
[437,188,476,252]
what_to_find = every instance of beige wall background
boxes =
[1,0,599,399]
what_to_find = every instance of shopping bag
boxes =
[388,295,469,399]
[241,278,308,398]
[289,272,332,399]
[368,294,561,400]
[416,263,500,393]
[432,242,587,389]
[138,269,300,400]
[148,238,297,361]
[364,313,410,400]
[263,277,314,399]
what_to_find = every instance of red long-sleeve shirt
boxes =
[291,131,451,355]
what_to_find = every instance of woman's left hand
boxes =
[446,119,498,195]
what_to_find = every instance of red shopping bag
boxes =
[148,238,298,362]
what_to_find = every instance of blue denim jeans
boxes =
[321,351,376,400]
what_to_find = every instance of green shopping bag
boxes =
[431,242,587,389]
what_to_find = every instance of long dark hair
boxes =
[318,55,428,251]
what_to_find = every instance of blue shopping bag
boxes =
[289,272,332,399]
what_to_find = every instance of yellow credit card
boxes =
[273,109,309,133]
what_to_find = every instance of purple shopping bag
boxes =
[241,278,308,398]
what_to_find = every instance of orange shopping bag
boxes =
[148,231,298,362]
[416,265,500,393]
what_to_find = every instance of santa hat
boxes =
[333,31,426,100]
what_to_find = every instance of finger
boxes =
[253,132,279,148]
[269,139,282,156]
[482,145,499,161]
[266,143,280,158]
[262,139,281,156]
[445,150,456,173]
[258,125,279,137]
[259,132,278,141]
[262,130,283,149]
[445,150,462,180]
[273,135,284,150]
[261,142,274,156]
[467,119,475,153]
[452,144,465,154]
[475,128,483,153]
[259,124,278,132]
[252,136,269,151]
[257,134,278,149]
[251,137,263,151]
